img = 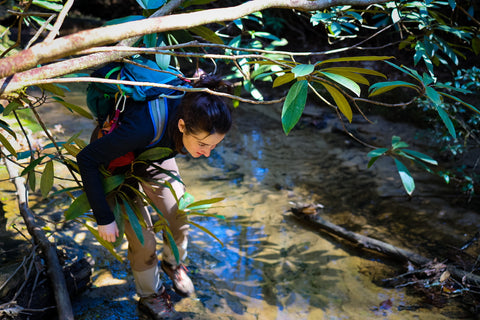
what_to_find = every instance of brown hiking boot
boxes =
[138,286,179,320]
[161,261,195,297]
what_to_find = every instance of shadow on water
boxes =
[187,215,345,314]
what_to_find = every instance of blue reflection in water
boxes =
[244,130,269,182]
[206,130,269,183]
[251,130,263,159]
[189,215,269,304]
[187,127,307,313]
[251,162,269,182]
[206,146,226,168]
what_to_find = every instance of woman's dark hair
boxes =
[170,74,233,154]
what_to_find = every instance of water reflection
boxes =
[171,104,477,319]
[186,214,344,317]
[252,165,268,182]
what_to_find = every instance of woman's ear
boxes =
[178,119,186,133]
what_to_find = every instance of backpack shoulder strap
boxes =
[147,97,168,146]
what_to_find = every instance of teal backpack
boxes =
[87,56,188,145]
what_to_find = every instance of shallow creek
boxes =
[1,87,479,319]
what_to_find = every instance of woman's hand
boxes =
[98,221,119,242]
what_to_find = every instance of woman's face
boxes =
[178,119,226,158]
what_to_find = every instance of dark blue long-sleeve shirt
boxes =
[77,99,178,225]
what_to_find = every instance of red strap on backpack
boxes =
[96,94,135,172]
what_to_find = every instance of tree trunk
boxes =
[3,153,74,320]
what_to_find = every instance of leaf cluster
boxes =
[62,146,226,261]
[274,56,391,134]
[368,136,438,195]
[309,1,479,75]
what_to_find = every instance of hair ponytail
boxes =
[193,74,233,94]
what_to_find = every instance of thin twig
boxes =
[104,47,295,69]
[27,262,43,310]
[234,59,249,81]
[0,253,30,294]
[45,0,75,42]
[0,12,22,58]
[13,111,35,157]
[77,41,316,56]
[354,96,419,108]
[343,22,397,52]
[308,82,336,108]
[351,99,374,124]
[335,107,378,149]
[11,248,37,302]
[0,155,81,185]
[28,101,82,187]
[457,5,480,27]
[11,223,32,243]
[6,10,54,17]
[19,77,286,105]
[308,82,378,149]
[200,45,218,74]
[25,14,57,50]
[79,40,396,58]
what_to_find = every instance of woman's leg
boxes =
[141,157,194,296]
[122,197,161,297]
[141,157,188,266]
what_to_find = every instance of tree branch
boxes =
[0,0,390,86]
[44,0,75,43]
[20,76,285,105]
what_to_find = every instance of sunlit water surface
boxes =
[1,88,479,320]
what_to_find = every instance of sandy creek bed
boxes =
[1,85,479,319]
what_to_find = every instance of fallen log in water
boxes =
[290,208,480,289]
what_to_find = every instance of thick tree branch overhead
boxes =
[0,0,389,95]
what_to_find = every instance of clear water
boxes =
[1,90,479,319]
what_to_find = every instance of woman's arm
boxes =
[76,101,154,238]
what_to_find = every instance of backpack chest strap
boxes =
[148,97,168,146]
